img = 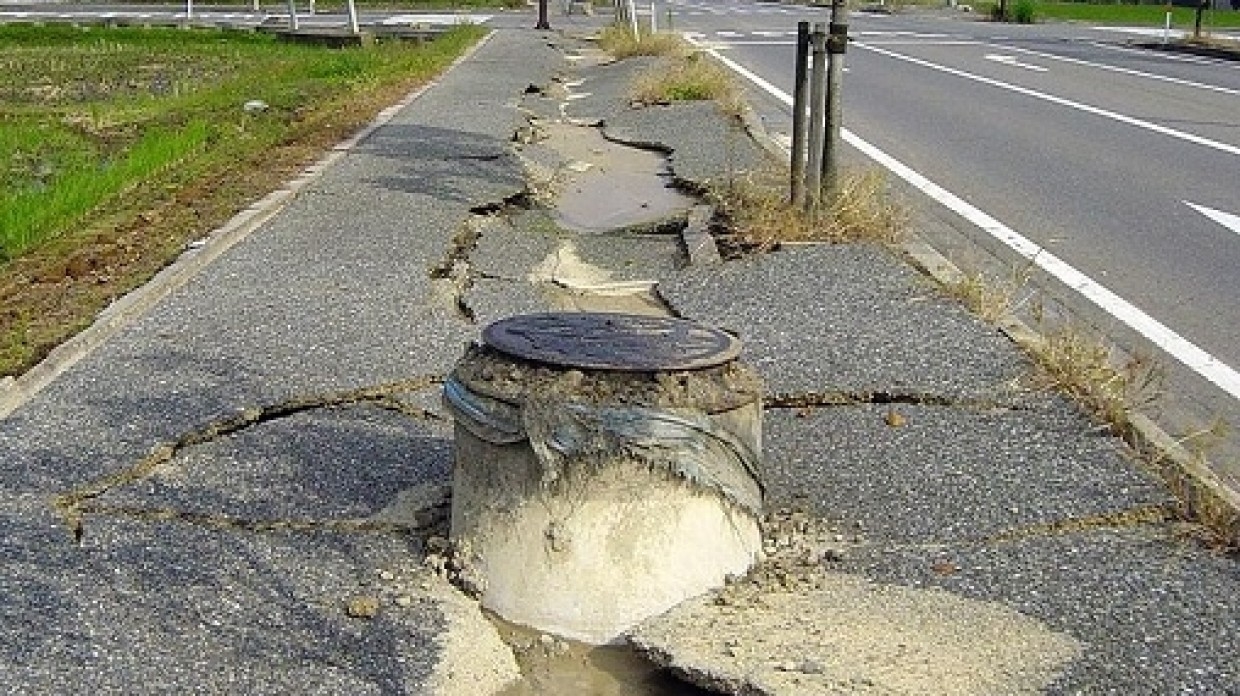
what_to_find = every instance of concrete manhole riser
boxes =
[444,313,765,645]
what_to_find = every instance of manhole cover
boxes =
[482,312,741,371]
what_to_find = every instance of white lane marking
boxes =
[995,43,1240,96]
[382,13,493,24]
[1091,41,1240,69]
[717,30,745,38]
[1186,201,1240,237]
[984,54,1048,72]
[853,40,980,46]
[686,33,1240,402]
[854,41,1240,158]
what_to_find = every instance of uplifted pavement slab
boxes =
[763,403,1172,544]
[661,244,1033,403]
[604,101,774,189]
[631,571,1083,696]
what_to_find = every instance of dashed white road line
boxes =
[984,54,1048,72]
[687,34,1240,402]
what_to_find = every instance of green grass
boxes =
[0,23,485,260]
[1031,2,1240,28]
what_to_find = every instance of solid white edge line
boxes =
[687,35,1240,402]
[854,41,1240,158]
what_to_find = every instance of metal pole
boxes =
[186,0,193,20]
[790,21,810,207]
[628,0,639,39]
[805,23,827,213]
[650,1,656,33]
[536,0,551,29]
[823,0,849,200]
[345,0,359,34]
[286,0,297,30]
[1193,0,1207,39]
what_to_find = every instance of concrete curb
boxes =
[694,82,1240,546]
[0,30,498,420]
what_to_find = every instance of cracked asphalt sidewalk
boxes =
[0,14,1237,696]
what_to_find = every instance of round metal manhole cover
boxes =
[481,312,742,371]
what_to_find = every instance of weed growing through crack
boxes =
[597,24,684,58]
[629,52,743,114]
[709,167,906,251]
[941,265,1033,324]
[1027,323,1164,434]
[1158,419,1240,552]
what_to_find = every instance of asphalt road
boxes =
[673,0,1240,485]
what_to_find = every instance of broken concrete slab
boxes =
[629,571,1082,696]
[604,101,775,189]
[763,404,1172,544]
[828,527,1240,692]
[660,244,1035,403]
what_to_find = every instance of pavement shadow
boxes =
[359,123,526,207]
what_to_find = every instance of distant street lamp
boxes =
[536,0,550,29]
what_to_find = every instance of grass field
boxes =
[1030,2,1240,28]
[0,23,486,375]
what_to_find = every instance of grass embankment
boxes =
[983,1,1240,30]
[1034,2,1240,28]
[0,23,486,377]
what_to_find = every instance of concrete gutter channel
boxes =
[0,16,1237,696]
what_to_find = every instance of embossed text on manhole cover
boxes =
[482,312,741,371]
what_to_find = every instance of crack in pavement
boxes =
[983,503,1177,546]
[52,375,444,544]
[763,389,1031,413]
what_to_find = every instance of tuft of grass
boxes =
[1157,419,1239,552]
[711,167,906,251]
[597,24,685,59]
[942,266,1033,324]
[1026,324,1164,434]
[629,52,742,112]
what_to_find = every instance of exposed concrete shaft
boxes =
[445,336,764,645]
